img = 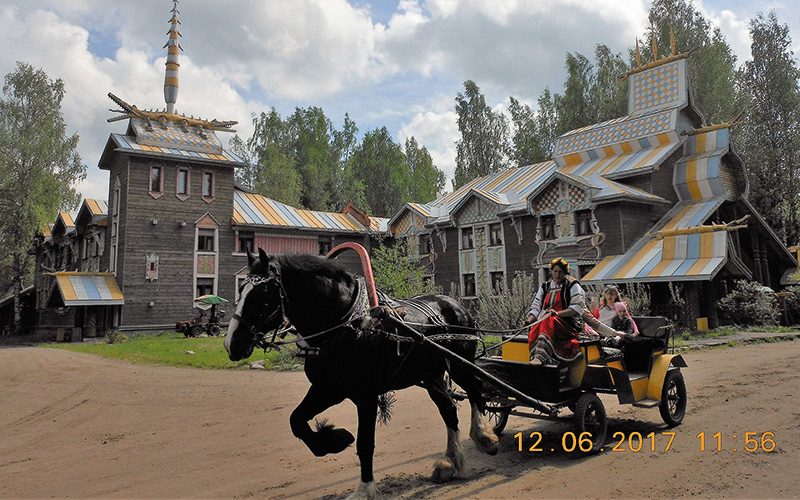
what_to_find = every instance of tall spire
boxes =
[163,0,182,114]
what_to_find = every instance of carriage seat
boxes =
[632,316,671,347]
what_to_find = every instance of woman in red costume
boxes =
[526,258,586,367]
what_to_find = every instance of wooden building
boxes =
[389,51,797,328]
[23,3,387,337]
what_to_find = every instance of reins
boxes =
[239,271,520,357]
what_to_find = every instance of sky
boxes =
[1,0,799,205]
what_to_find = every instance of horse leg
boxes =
[450,365,498,455]
[289,385,353,457]
[424,376,465,481]
[345,396,380,500]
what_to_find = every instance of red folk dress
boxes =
[528,288,581,366]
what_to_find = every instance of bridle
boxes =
[231,273,290,349]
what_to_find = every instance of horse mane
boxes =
[274,253,354,286]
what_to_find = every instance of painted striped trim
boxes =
[53,272,124,306]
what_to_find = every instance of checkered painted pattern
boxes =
[132,118,222,152]
[455,197,495,225]
[531,180,587,214]
[390,212,426,236]
[555,110,673,157]
[631,62,682,113]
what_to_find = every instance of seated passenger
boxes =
[583,310,628,345]
[526,258,584,367]
[611,302,635,335]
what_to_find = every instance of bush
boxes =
[475,272,537,331]
[620,282,651,316]
[104,330,128,344]
[371,239,439,299]
[781,285,800,325]
[717,280,779,326]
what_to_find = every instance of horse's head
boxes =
[224,248,287,361]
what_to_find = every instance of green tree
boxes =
[235,109,302,206]
[737,11,800,245]
[588,44,629,123]
[404,136,445,203]
[453,80,509,189]
[285,107,339,211]
[371,239,434,299]
[349,127,407,217]
[0,62,87,333]
[645,0,740,124]
[509,45,627,166]
[556,52,594,134]
[332,113,361,209]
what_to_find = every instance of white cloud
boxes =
[398,94,460,188]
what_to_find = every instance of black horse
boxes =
[224,248,497,499]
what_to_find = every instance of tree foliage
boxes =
[0,62,87,332]
[453,80,510,189]
[717,279,779,326]
[405,136,445,203]
[371,239,435,299]
[235,107,444,217]
[505,45,628,168]
[737,11,800,245]
[349,127,407,217]
[645,0,740,125]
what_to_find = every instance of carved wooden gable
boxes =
[195,212,219,229]
[530,180,588,215]
[454,196,496,226]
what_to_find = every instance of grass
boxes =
[679,324,800,340]
[38,332,303,370]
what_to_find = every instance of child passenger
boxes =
[611,302,634,335]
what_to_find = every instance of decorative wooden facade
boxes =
[23,3,387,337]
[389,52,796,328]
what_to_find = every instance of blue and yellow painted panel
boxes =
[53,272,124,306]
[232,191,385,234]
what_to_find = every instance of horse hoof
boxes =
[471,430,499,456]
[312,426,355,456]
[432,458,456,482]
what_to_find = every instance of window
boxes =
[318,236,332,255]
[491,272,505,294]
[576,210,593,236]
[202,172,215,201]
[149,164,163,198]
[424,238,434,255]
[237,231,254,254]
[196,277,214,298]
[541,215,556,240]
[197,229,215,251]
[461,228,474,249]
[176,167,190,199]
[463,274,476,297]
[489,223,503,246]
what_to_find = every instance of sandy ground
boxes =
[1,340,799,499]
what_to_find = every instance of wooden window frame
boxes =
[202,171,215,203]
[461,227,474,250]
[149,163,164,199]
[176,166,191,201]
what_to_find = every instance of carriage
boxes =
[473,316,688,453]
[224,243,688,499]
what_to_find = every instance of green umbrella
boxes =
[194,294,229,305]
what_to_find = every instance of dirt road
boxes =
[1,341,798,499]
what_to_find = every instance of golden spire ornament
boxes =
[670,25,676,56]
[636,38,642,66]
